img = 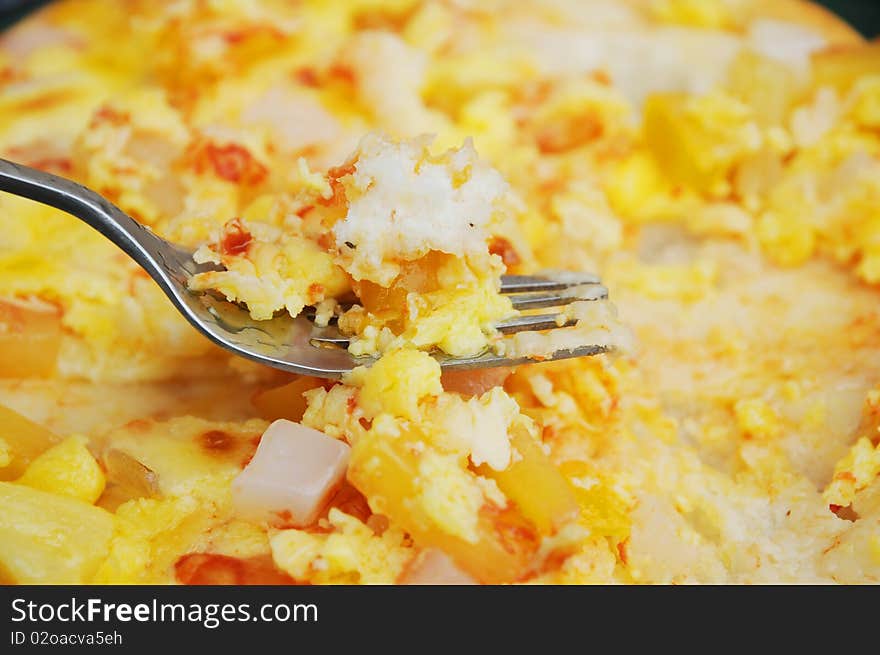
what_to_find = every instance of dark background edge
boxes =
[0,0,879,36]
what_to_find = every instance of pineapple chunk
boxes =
[0,481,114,583]
[603,151,673,220]
[17,436,106,504]
[643,92,758,196]
[812,42,880,93]
[251,376,326,422]
[727,51,799,126]
[645,93,715,192]
[347,428,538,584]
[649,0,731,29]
[478,426,579,536]
[559,461,631,540]
[0,299,61,378]
[0,404,60,481]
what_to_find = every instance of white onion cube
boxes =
[400,549,477,585]
[232,419,350,527]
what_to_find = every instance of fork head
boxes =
[0,157,615,380]
[159,243,615,379]
[149,241,367,378]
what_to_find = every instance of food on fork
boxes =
[1,0,880,585]
[187,133,521,358]
[187,132,625,359]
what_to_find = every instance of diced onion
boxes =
[400,549,478,585]
[232,419,350,528]
[0,404,60,480]
[103,448,159,496]
[97,448,160,511]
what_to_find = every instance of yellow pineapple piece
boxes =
[643,92,759,196]
[251,376,326,422]
[645,93,710,191]
[17,436,106,504]
[649,0,732,29]
[0,481,114,583]
[0,404,60,481]
[347,427,538,584]
[0,300,62,378]
[727,51,799,126]
[478,426,579,535]
[559,461,631,540]
[813,42,880,93]
[603,151,676,221]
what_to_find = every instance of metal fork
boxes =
[0,159,612,378]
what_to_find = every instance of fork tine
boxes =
[309,312,584,346]
[500,273,601,293]
[495,314,577,334]
[509,284,607,310]
[305,274,605,316]
[309,326,350,346]
[308,273,608,350]
[308,329,611,365]
[433,343,612,369]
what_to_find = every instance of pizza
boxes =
[1,0,878,584]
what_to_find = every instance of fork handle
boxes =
[0,158,172,271]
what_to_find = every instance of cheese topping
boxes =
[333,133,510,286]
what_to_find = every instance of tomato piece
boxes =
[175,553,299,585]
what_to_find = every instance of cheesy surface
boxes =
[1,0,880,584]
